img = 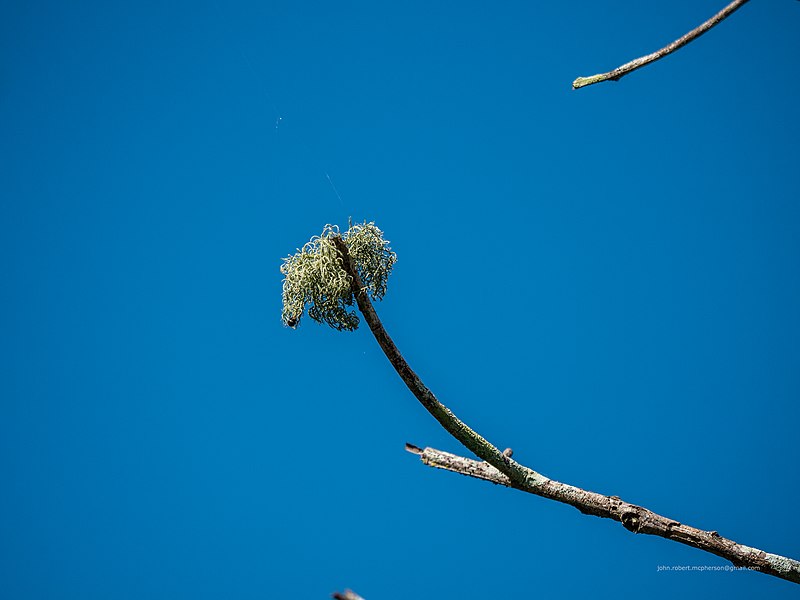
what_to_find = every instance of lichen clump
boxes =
[280,221,397,331]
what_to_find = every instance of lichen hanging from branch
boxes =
[280,221,397,330]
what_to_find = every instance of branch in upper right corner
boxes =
[572,0,751,90]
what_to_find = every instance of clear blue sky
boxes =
[2,1,799,598]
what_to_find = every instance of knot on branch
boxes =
[621,509,643,533]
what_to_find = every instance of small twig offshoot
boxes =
[572,0,751,89]
[280,222,396,331]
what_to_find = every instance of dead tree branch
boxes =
[572,0,751,89]
[331,237,800,585]
[406,444,800,584]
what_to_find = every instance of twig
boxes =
[406,443,800,584]
[331,236,542,488]
[332,236,800,585]
[572,0,751,89]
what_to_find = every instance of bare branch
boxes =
[325,234,800,585]
[331,236,542,489]
[572,0,751,90]
[407,444,800,584]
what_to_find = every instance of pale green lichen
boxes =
[572,73,607,89]
[280,221,397,331]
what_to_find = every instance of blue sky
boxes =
[2,1,799,598]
